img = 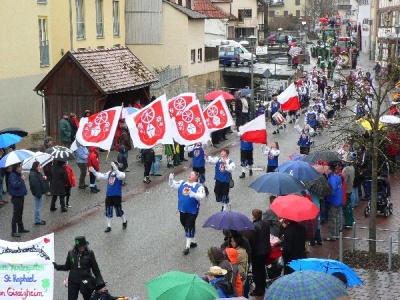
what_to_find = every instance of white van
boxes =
[206,39,257,65]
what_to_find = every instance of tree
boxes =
[326,64,400,255]
[303,0,338,33]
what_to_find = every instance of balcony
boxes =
[40,40,49,67]
[237,17,258,28]
[269,1,284,7]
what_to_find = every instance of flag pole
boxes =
[106,103,124,162]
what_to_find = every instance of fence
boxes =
[338,222,400,271]
[151,65,182,89]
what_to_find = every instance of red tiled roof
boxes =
[71,47,157,94]
[193,0,235,19]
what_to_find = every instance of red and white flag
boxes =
[125,94,173,149]
[238,115,267,144]
[277,83,301,111]
[75,106,122,151]
[167,93,196,118]
[172,102,210,145]
[203,95,234,132]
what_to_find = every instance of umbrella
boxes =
[0,127,28,137]
[204,90,234,101]
[289,46,301,55]
[0,133,23,149]
[22,152,54,172]
[145,270,219,300]
[269,194,319,222]
[289,153,306,161]
[288,258,363,287]
[356,117,383,131]
[303,150,341,164]
[240,88,252,96]
[203,211,255,231]
[304,175,332,198]
[275,161,320,181]
[0,149,35,168]
[249,173,305,195]
[45,146,75,161]
[379,115,400,124]
[265,270,348,300]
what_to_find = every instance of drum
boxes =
[272,112,286,125]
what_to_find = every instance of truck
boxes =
[205,39,257,65]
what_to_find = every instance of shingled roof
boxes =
[35,47,157,94]
[163,0,208,19]
[193,0,235,19]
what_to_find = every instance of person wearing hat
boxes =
[169,171,205,255]
[342,155,355,229]
[205,266,235,298]
[40,136,53,195]
[90,278,127,300]
[53,236,103,300]
[89,162,128,233]
[60,112,71,147]
[84,110,91,118]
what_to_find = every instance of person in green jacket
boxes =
[60,112,72,147]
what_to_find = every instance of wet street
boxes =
[1,51,399,299]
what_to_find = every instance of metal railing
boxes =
[338,222,400,271]
[151,65,182,89]
[40,40,50,66]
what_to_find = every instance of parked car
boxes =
[219,46,241,67]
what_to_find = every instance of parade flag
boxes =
[125,94,173,149]
[172,102,210,145]
[238,115,267,144]
[277,83,301,111]
[203,95,234,132]
[75,106,122,151]
[0,233,55,300]
[167,93,196,118]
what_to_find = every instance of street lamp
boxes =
[248,35,257,120]
[395,23,400,63]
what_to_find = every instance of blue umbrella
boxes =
[0,149,35,168]
[203,211,255,231]
[288,258,363,287]
[289,153,306,161]
[303,150,341,164]
[0,133,23,149]
[249,172,305,195]
[275,161,320,181]
[241,88,252,96]
[265,270,348,300]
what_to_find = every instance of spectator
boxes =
[59,112,71,147]
[281,218,307,274]
[141,148,155,184]
[373,61,381,80]
[263,195,281,237]
[28,161,47,225]
[88,147,101,193]
[150,143,163,176]
[325,162,343,241]
[50,161,70,212]
[234,91,243,129]
[75,141,89,189]
[205,266,235,298]
[40,136,53,195]
[69,112,79,142]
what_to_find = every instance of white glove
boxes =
[189,190,196,198]
[111,162,118,172]
[169,173,174,187]
[88,166,95,173]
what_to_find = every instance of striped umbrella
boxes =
[0,149,35,168]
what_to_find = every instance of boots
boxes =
[95,186,101,192]
[143,176,151,184]
[249,170,253,176]
[239,172,245,179]
[90,187,98,193]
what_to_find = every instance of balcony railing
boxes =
[151,65,182,89]
[40,40,49,66]
[269,1,284,7]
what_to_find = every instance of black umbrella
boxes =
[304,175,332,198]
[0,127,28,137]
[45,146,75,161]
[303,150,341,164]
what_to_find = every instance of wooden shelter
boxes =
[34,47,157,144]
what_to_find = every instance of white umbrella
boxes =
[22,152,54,172]
[379,115,400,124]
[0,149,35,168]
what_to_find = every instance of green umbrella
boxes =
[145,270,219,300]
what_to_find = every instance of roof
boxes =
[35,47,157,94]
[193,0,235,19]
[163,0,208,19]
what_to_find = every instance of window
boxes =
[295,0,300,5]
[238,9,252,22]
[38,17,49,66]
[96,0,104,37]
[113,0,120,36]
[76,0,85,39]
[284,11,288,17]
[37,0,47,3]
[191,49,196,63]
[197,48,203,62]
[296,10,300,17]
[269,11,275,17]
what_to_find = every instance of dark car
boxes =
[219,46,240,67]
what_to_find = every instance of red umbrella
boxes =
[270,195,319,222]
[204,90,234,101]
